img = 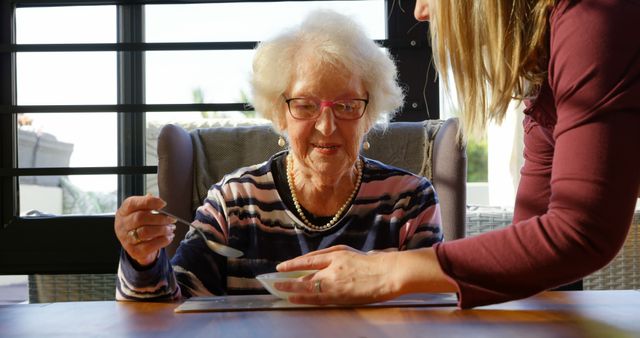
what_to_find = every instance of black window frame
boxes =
[0,0,437,275]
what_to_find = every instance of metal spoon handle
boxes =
[151,209,243,258]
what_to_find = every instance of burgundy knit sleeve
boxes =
[434,0,640,308]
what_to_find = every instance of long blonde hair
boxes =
[429,0,554,134]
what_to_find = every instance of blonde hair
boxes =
[429,0,554,134]
[250,9,404,132]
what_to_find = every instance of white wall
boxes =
[19,184,63,215]
[487,101,524,207]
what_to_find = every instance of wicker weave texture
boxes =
[583,211,639,290]
[465,207,640,290]
[28,274,115,303]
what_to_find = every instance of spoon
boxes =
[151,209,244,258]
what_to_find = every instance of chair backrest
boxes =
[158,119,467,257]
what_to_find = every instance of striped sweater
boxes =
[117,152,442,301]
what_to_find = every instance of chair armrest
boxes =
[157,124,194,257]
[432,118,467,240]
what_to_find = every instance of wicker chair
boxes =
[28,274,115,303]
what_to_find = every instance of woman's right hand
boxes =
[114,194,177,267]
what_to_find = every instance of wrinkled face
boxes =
[414,0,431,21]
[281,62,370,180]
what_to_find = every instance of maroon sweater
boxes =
[435,0,640,308]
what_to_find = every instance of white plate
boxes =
[255,270,318,300]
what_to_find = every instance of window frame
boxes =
[0,0,437,274]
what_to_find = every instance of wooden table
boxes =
[1,290,639,337]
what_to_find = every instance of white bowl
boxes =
[255,270,318,300]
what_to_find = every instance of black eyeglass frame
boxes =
[283,96,369,121]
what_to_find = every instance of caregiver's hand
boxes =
[274,245,403,305]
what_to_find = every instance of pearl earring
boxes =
[362,140,370,150]
[278,136,286,147]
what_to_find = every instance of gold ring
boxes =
[314,280,322,293]
[128,228,141,244]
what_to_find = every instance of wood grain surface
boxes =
[1,290,638,338]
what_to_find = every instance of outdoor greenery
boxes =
[466,136,488,182]
[61,177,117,215]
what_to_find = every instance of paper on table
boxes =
[174,293,457,313]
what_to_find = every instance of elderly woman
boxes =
[114,10,442,300]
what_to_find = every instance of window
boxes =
[0,0,437,275]
[439,70,521,208]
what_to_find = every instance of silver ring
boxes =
[128,228,141,244]
[314,280,322,293]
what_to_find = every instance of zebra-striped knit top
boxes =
[116,152,442,301]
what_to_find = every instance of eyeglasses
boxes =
[284,97,369,120]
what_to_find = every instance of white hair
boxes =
[250,9,405,132]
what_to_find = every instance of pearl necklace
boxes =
[286,154,363,231]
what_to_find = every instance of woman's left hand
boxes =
[274,245,401,305]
